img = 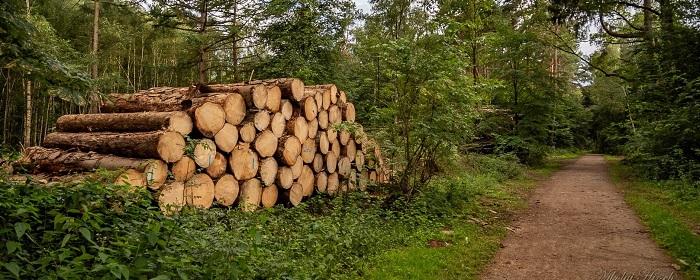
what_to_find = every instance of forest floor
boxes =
[480,155,679,280]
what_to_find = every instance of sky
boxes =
[350,0,597,56]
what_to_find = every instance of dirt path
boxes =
[480,155,678,280]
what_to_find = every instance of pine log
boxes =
[247,78,305,102]
[343,102,356,122]
[307,118,319,139]
[159,182,186,215]
[291,155,303,179]
[329,86,338,105]
[265,86,282,112]
[300,97,317,121]
[340,181,348,194]
[325,152,338,173]
[327,172,339,195]
[285,182,303,206]
[254,110,271,131]
[339,130,351,145]
[326,127,338,142]
[339,90,348,104]
[214,174,239,207]
[214,123,239,153]
[20,146,155,174]
[254,130,279,158]
[56,111,193,136]
[276,135,301,166]
[338,157,351,177]
[355,150,365,171]
[276,166,294,189]
[318,131,330,155]
[222,93,247,125]
[348,169,357,191]
[239,121,257,143]
[240,178,262,212]
[259,157,278,186]
[230,143,260,180]
[301,137,317,164]
[172,156,196,182]
[315,171,328,193]
[343,139,357,161]
[270,112,286,138]
[194,102,226,137]
[280,99,294,120]
[286,116,308,142]
[114,169,145,187]
[100,86,199,113]
[359,170,368,191]
[193,139,217,168]
[205,152,227,178]
[184,173,215,209]
[143,159,168,189]
[261,185,279,208]
[369,170,378,183]
[330,139,341,158]
[314,90,323,112]
[321,85,334,110]
[299,165,314,197]
[42,131,185,163]
[312,153,324,172]
[203,84,267,109]
[328,105,341,125]
[318,110,329,129]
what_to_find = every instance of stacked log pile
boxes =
[20,78,390,213]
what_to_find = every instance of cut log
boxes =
[184,173,215,209]
[254,110,271,131]
[56,111,193,136]
[261,185,279,208]
[318,110,329,129]
[343,139,357,161]
[280,99,293,120]
[214,174,239,207]
[321,85,334,110]
[42,131,185,163]
[348,169,357,191]
[369,170,378,182]
[299,165,314,196]
[301,97,317,121]
[318,131,330,155]
[276,166,294,189]
[214,123,239,153]
[330,139,341,158]
[315,171,328,193]
[254,130,279,158]
[159,182,186,215]
[314,90,323,112]
[307,118,319,139]
[115,169,145,187]
[193,139,217,168]
[205,152,227,178]
[239,178,262,212]
[259,157,278,186]
[100,86,198,113]
[172,156,196,182]
[326,127,338,142]
[247,78,305,102]
[312,153,324,172]
[143,160,168,189]
[194,102,226,137]
[339,90,348,104]
[276,135,301,166]
[286,116,308,142]
[223,93,247,125]
[239,121,257,143]
[291,155,303,179]
[339,130,351,145]
[230,143,259,180]
[328,105,341,125]
[359,170,368,191]
[338,157,351,177]
[270,112,286,138]
[265,86,282,112]
[20,146,155,174]
[340,180,348,194]
[203,84,266,109]
[327,172,339,195]
[285,182,303,206]
[355,150,365,171]
[301,137,317,164]
[325,152,338,173]
[343,102,356,122]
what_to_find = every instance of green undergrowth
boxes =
[606,156,700,279]
[0,153,566,279]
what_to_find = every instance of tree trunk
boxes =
[325,152,338,173]
[265,86,281,112]
[240,178,262,211]
[23,79,32,147]
[56,111,192,135]
[172,156,196,182]
[284,182,303,206]
[159,182,186,215]
[315,171,328,193]
[318,131,330,154]
[245,78,305,102]
[230,143,259,180]
[19,147,163,175]
[253,110,270,131]
[254,130,278,158]
[239,121,256,143]
[307,118,318,139]
[259,157,278,186]
[185,173,215,209]
[280,99,293,120]
[214,123,238,152]
[101,86,200,113]
[90,0,100,112]
[301,137,316,164]
[286,116,308,142]
[205,152,227,178]
[42,131,185,162]
[214,174,239,207]
[313,153,324,172]
[318,110,329,129]
[290,155,303,179]
[299,165,314,197]
[300,97,318,121]
[327,172,339,196]
[192,139,216,168]
[261,185,278,208]
[276,166,293,189]
[194,102,225,137]
[270,112,286,137]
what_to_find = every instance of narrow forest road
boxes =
[480,155,678,280]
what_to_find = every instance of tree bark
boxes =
[56,111,192,135]
[42,131,185,162]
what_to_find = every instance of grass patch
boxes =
[606,156,700,279]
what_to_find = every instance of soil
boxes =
[480,155,678,280]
